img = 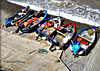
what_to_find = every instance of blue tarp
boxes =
[5,19,13,26]
[72,44,80,55]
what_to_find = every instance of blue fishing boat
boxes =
[34,17,61,40]
[70,27,96,57]
[47,22,76,51]
[5,6,30,28]
[16,10,47,33]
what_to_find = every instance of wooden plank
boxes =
[84,35,92,40]
[18,13,26,15]
[54,35,63,43]
[78,35,92,43]
[57,30,66,37]
[85,35,91,39]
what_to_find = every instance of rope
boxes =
[59,51,71,71]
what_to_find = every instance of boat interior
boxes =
[75,28,95,54]
[49,25,74,45]
[22,10,46,28]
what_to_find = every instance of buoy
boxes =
[77,38,82,41]
[22,9,25,12]
[16,23,18,26]
[21,23,24,26]
[34,18,39,21]
[18,20,21,23]
[28,19,32,23]
[44,11,46,14]
[38,18,41,21]
[1,24,4,28]
[34,21,37,24]
[46,23,50,28]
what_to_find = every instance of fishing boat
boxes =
[15,10,47,33]
[5,6,31,28]
[70,27,96,57]
[34,17,61,40]
[47,22,76,51]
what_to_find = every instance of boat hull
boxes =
[47,22,76,50]
[5,6,31,28]
[34,17,61,40]
[70,27,96,56]
[20,10,47,33]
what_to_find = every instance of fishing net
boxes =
[38,49,48,54]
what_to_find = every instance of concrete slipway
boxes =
[1,29,100,71]
[1,29,68,71]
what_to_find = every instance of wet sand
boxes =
[1,0,100,71]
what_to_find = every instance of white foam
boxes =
[7,0,100,27]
